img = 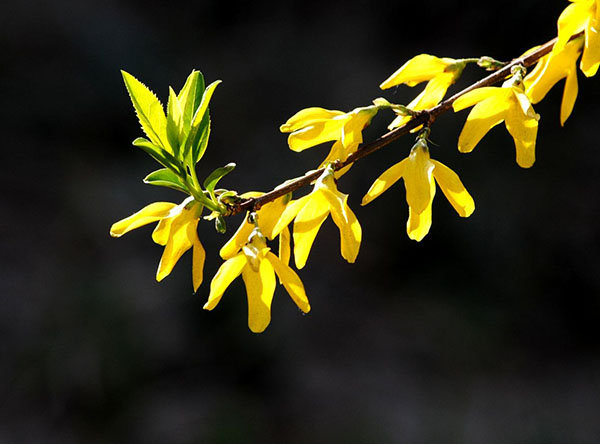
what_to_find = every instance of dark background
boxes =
[2,1,600,443]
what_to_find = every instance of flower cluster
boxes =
[111,1,598,332]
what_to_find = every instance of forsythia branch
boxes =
[231,33,576,216]
[112,0,598,332]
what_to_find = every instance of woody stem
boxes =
[229,32,578,216]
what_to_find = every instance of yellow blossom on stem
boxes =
[525,38,583,125]
[380,54,464,129]
[452,71,540,168]
[271,166,362,269]
[220,193,291,265]
[204,229,310,333]
[280,106,378,175]
[362,137,474,242]
[110,197,206,291]
[555,0,600,77]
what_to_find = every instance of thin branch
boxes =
[230,34,567,216]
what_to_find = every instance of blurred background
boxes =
[2,0,600,442]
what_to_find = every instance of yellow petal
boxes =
[452,87,503,112]
[431,160,475,217]
[504,105,538,168]
[403,145,434,214]
[219,219,254,260]
[322,189,362,264]
[457,96,508,153]
[410,73,456,110]
[523,55,550,102]
[242,259,276,333]
[287,119,346,152]
[280,107,345,132]
[388,74,454,131]
[362,158,408,205]
[110,202,176,237]
[581,17,600,76]
[513,90,539,119]
[340,108,375,150]
[380,54,453,89]
[525,39,582,105]
[156,211,197,282]
[278,225,291,266]
[204,253,247,310]
[257,196,288,239]
[319,141,355,178]
[406,198,433,242]
[561,66,579,125]
[192,236,206,292]
[556,2,588,51]
[152,217,173,246]
[266,252,310,313]
[320,140,345,166]
[271,195,309,238]
[293,192,330,269]
[387,114,411,130]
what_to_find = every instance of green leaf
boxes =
[191,80,221,128]
[192,115,210,165]
[143,168,188,193]
[166,87,183,157]
[121,70,172,153]
[177,70,205,131]
[203,163,236,194]
[132,137,184,175]
[183,80,221,163]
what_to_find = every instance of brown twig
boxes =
[230,34,566,216]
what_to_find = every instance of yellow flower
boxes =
[204,229,310,333]
[280,106,377,174]
[110,196,205,291]
[271,167,362,269]
[219,193,291,266]
[362,139,475,241]
[452,77,540,168]
[525,38,583,125]
[555,0,600,77]
[380,54,464,129]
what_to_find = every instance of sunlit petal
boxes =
[406,199,433,242]
[293,192,330,269]
[204,254,247,310]
[192,235,206,292]
[287,119,346,152]
[266,252,310,313]
[412,73,455,110]
[403,146,434,214]
[431,160,475,217]
[278,226,291,266]
[242,259,276,333]
[156,211,196,282]
[457,96,508,153]
[271,195,310,238]
[581,17,600,76]
[452,87,503,112]
[561,66,579,125]
[257,196,288,238]
[362,158,408,205]
[110,202,176,237]
[556,2,588,50]
[280,107,345,132]
[380,54,453,89]
[219,219,254,259]
[504,106,538,168]
[322,189,362,264]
